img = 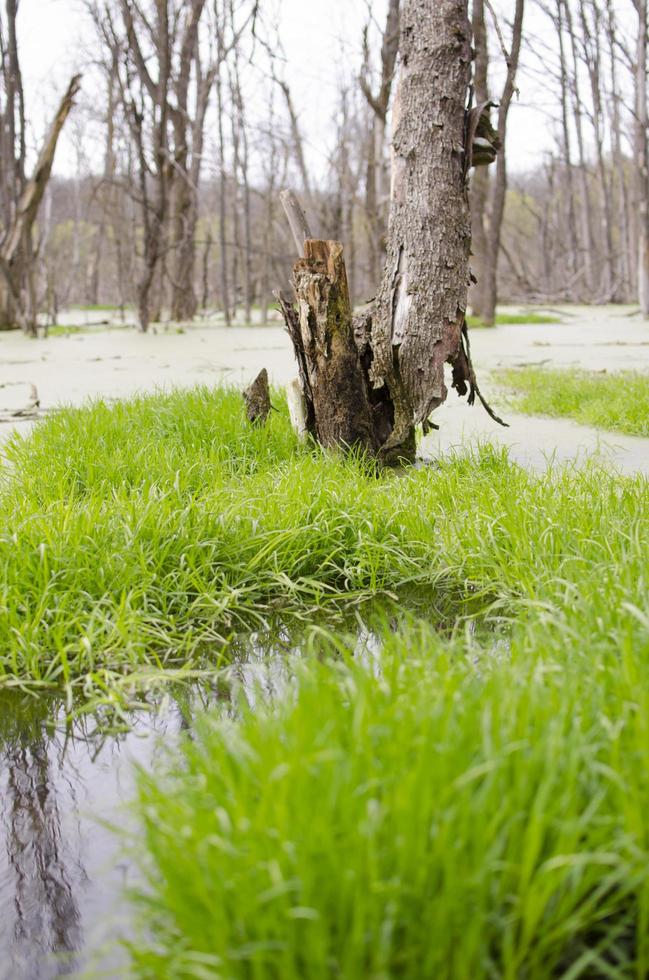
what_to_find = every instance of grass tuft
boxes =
[2,385,649,972]
[131,615,649,978]
[1,385,648,709]
[467,312,561,328]
[499,366,649,436]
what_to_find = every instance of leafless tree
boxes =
[0,0,80,334]
[470,0,525,325]
[277,0,492,461]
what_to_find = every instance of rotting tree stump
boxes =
[274,189,411,463]
[285,239,378,454]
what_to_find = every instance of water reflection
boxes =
[0,689,211,980]
[3,738,82,976]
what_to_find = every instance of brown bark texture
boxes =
[243,368,271,424]
[468,0,490,318]
[281,239,378,454]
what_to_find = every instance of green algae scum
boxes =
[2,387,649,976]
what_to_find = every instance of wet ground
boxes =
[2,304,649,473]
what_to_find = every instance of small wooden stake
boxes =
[243,368,271,424]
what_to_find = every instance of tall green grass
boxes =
[3,385,649,973]
[132,615,649,979]
[499,366,649,436]
[0,388,467,703]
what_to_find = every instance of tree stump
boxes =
[289,239,378,453]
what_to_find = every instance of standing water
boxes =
[0,692,199,979]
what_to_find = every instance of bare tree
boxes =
[471,0,525,326]
[0,1,80,334]
[359,0,400,291]
[634,0,649,315]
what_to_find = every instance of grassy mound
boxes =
[0,387,476,703]
[3,386,649,972]
[1,385,648,708]
[499,366,649,436]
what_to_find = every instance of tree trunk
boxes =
[479,0,525,326]
[556,0,580,288]
[606,0,631,299]
[0,73,81,334]
[468,0,490,318]
[277,0,478,463]
[564,0,596,296]
[370,0,473,451]
[360,0,400,295]
[216,64,231,326]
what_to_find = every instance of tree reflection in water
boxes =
[2,735,82,978]
[0,682,221,979]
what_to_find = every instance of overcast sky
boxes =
[15,0,591,178]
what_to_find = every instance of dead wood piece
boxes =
[286,377,308,439]
[1,76,82,269]
[9,383,40,418]
[274,288,316,438]
[243,368,271,425]
[465,100,502,171]
[451,321,508,428]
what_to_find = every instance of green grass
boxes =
[467,312,561,328]
[70,303,130,312]
[47,322,130,336]
[499,366,649,436]
[46,324,91,336]
[0,388,471,705]
[1,385,648,709]
[131,604,649,978]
